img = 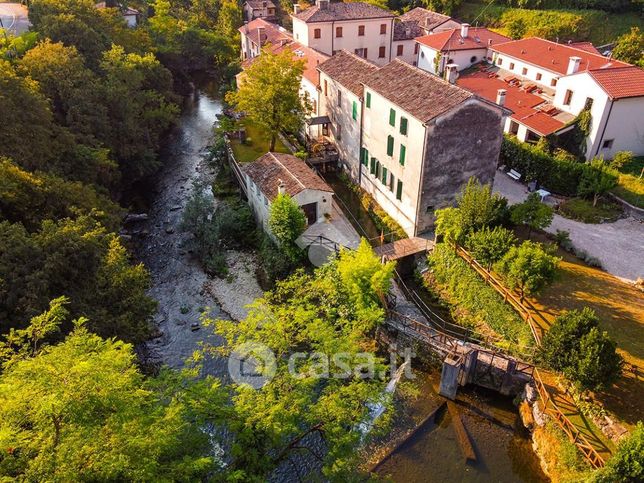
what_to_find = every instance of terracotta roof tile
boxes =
[416,27,510,52]
[587,66,644,99]
[245,0,276,9]
[567,41,601,55]
[491,37,628,76]
[293,1,394,23]
[363,59,474,122]
[242,153,333,201]
[393,7,453,41]
[239,18,291,47]
[317,50,378,96]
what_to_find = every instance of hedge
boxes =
[500,136,589,196]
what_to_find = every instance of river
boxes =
[134,87,548,482]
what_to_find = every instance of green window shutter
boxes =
[400,117,408,135]
[360,147,365,165]
[361,148,369,166]
[387,135,394,156]
[366,92,371,108]
[399,144,406,166]
[375,160,381,178]
[370,157,376,174]
[389,108,395,126]
[381,166,388,184]
[396,180,403,200]
[352,101,358,120]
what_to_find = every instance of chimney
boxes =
[496,89,506,107]
[277,179,286,196]
[567,56,581,75]
[294,4,300,14]
[488,38,493,46]
[317,0,329,10]
[460,23,470,38]
[445,64,459,84]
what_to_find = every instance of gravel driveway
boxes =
[494,172,644,282]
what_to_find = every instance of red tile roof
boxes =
[239,18,291,47]
[416,27,510,52]
[457,70,567,136]
[586,66,644,99]
[491,37,628,76]
[243,152,333,201]
[568,41,601,55]
[293,2,394,23]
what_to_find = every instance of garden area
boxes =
[612,155,644,208]
[227,118,290,163]
[455,1,643,45]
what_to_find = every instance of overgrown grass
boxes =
[229,119,290,163]
[426,243,534,353]
[612,173,644,209]
[557,197,623,223]
[455,2,643,44]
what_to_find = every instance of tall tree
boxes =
[456,177,508,234]
[0,303,229,481]
[465,226,517,270]
[226,47,311,151]
[495,241,559,302]
[612,27,644,68]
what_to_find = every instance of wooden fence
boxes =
[451,243,607,468]
[533,369,606,469]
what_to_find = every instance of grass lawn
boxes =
[455,2,643,45]
[523,237,644,427]
[229,119,290,163]
[557,197,623,223]
[612,157,644,208]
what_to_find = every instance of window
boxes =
[563,89,573,106]
[314,28,321,39]
[352,101,358,121]
[360,147,369,166]
[358,25,365,36]
[470,55,477,63]
[389,108,395,126]
[584,97,594,110]
[354,48,367,58]
[509,62,515,70]
[536,73,542,81]
[497,58,502,66]
[381,166,388,184]
[312,99,317,113]
[370,157,376,175]
[336,124,341,141]
[420,51,425,59]
[602,139,614,149]
[375,159,381,178]
[414,43,419,54]
[386,135,394,156]
[396,180,403,200]
[336,26,342,37]
[397,44,403,56]
[379,46,386,58]
[324,80,328,96]
[413,61,417,66]
[399,144,406,166]
[389,173,395,191]
[337,90,342,107]
[400,117,408,135]
[551,78,558,87]
[380,23,387,34]
[522,67,528,75]
[366,91,371,108]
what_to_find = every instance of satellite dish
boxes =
[308,243,335,267]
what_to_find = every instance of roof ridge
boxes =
[269,152,306,191]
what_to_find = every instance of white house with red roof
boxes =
[242,0,277,22]
[415,24,511,75]
[456,37,644,159]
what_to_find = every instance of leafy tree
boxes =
[465,226,517,270]
[226,47,311,151]
[268,193,307,260]
[216,0,243,53]
[0,305,229,481]
[540,308,622,392]
[595,421,644,483]
[510,193,554,238]
[435,207,464,245]
[423,0,462,15]
[612,27,644,68]
[495,241,560,301]
[507,17,527,39]
[204,243,395,480]
[578,159,618,207]
[456,177,508,234]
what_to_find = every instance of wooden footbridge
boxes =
[374,237,434,261]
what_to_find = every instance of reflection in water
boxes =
[376,371,547,483]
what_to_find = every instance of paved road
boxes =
[494,171,644,282]
[0,3,30,36]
